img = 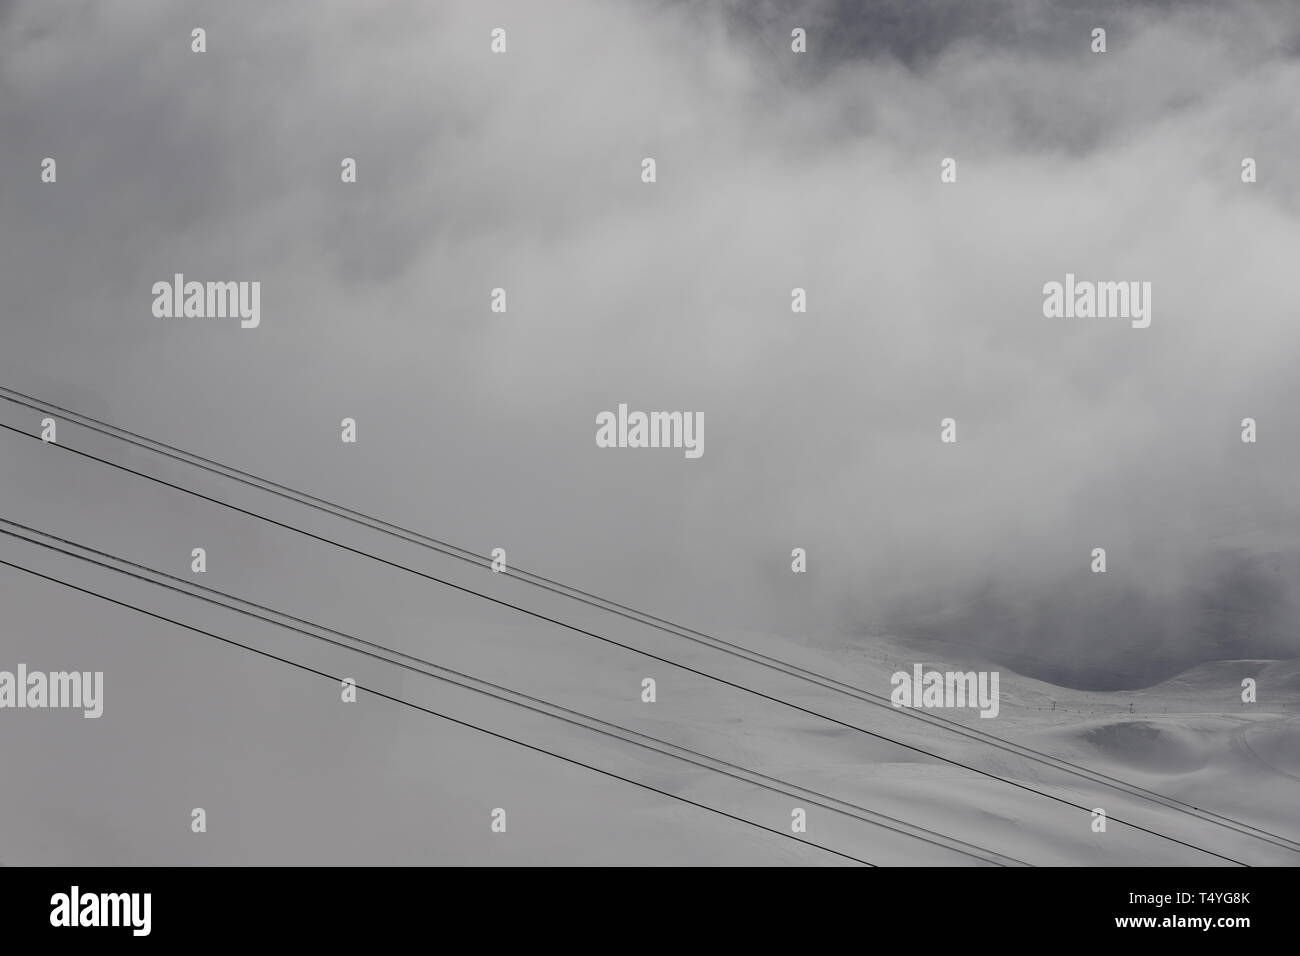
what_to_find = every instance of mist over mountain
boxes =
[5,0,1300,690]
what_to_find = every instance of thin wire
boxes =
[0,552,873,867]
[0,517,1020,866]
[0,385,1290,853]
[0,420,1252,864]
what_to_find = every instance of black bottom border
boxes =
[0,865,1285,942]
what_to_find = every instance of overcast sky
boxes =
[1,0,1298,864]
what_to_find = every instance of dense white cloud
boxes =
[2,0,1297,700]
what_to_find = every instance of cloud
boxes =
[1,0,1298,696]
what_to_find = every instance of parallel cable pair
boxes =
[0,386,1288,863]
[0,519,1028,867]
